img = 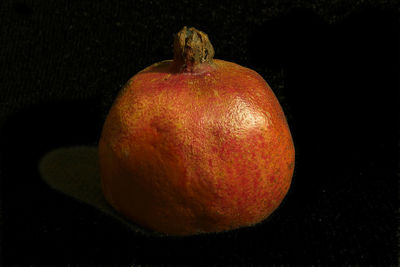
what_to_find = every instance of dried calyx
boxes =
[173,26,215,73]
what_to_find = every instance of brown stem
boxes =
[173,26,215,73]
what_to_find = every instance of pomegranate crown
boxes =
[173,26,215,73]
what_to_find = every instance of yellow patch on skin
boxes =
[173,117,186,132]
[264,111,272,128]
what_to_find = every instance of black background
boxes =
[1,0,399,265]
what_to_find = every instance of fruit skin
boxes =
[98,58,295,236]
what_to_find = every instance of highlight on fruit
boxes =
[98,26,295,236]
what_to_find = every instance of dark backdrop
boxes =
[1,0,398,265]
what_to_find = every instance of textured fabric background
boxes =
[0,0,398,265]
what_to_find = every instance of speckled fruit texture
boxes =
[99,27,295,236]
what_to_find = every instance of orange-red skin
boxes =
[99,59,295,236]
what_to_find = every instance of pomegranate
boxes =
[98,27,295,236]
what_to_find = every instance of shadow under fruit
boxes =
[98,27,295,236]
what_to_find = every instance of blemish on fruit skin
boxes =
[288,161,295,170]
[208,159,213,168]
[269,176,276,183]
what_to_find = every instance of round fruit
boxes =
[98,27,295,236]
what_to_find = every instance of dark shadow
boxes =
[38,145,160,236]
